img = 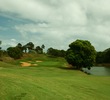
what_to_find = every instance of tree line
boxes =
[96,48,110,64]
[0,41,45,59]
[0,41,66,59]
[0,40,110,70]
[47,48,66,57]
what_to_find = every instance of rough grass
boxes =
[0,55,110,100]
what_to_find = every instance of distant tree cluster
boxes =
[96,48,110,63]
[16,42,45,54]
[35,44,45,54]
[6,42,45,59]
[47,48,66,57]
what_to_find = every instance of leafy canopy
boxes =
[65,39,96,69]
[7,47,23,59]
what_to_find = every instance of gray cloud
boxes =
[0,0,110,51]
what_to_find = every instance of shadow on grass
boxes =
[58,66,91,75]
[14,93,27,100]
[58,66,77,70]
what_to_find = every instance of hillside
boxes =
[0,55,110,100]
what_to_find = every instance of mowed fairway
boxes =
[0,55,110,100]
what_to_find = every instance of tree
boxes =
[16,43,23,51]
[35,46,43,54]
[65,39,96,70]
[47,48,66,57]
[59,50,66,57]
[96,48,110,64]
[47,48,59,56]
[0,41,2,57]
[96,52,104,63]
[22,45,28,53]
[26,42,34,52]
[103,48,110,63]
[7,47,23,59]
[0,40,2,50]
[41,44,45,53]
[47,47,54,55]
[41,44,45,49]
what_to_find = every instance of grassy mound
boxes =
[0,55,110,100]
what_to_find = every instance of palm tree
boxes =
[41,44,45,53]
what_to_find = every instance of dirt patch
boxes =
[20,62,31,67]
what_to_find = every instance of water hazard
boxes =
[83,66,110,76]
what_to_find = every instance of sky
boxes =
[0,0,110,51]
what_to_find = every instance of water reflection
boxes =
[82,66,110,76]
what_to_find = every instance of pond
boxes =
[82,66,110,76]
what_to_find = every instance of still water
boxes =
[83,66,110,76]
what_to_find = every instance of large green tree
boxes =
[65,39,96,70]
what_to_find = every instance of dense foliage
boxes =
[35,46,43,54]
[65,40,96,69]
[47,48,66,57]
[7,47,23,59]
[0,41,2,57]
[1,40,110,64]
[96,48,110,63]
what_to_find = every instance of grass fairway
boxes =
[0,55,110,100]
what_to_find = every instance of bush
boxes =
[7,47,23,59]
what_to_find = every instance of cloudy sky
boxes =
[0,0,110,51]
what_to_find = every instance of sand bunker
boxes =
[20,60,43,67]
[20,62,31,67]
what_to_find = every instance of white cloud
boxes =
[10,38,17,42]
[0,0,110,51]
[1,39,18,49]
[0,0,87,26]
